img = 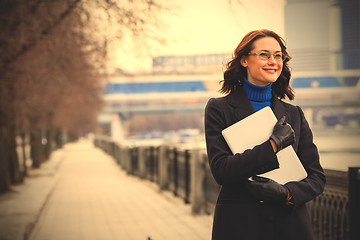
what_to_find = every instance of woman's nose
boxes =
[268,55,277,64]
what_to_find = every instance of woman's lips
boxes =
[263,68,277,73]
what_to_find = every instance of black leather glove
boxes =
[270,116,295,153]
[247,176,289,202]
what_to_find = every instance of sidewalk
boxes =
[1,140,212,240]
[0,143,63,240]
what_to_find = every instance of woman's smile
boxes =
[241,37,283,86]
[263,68,278,73]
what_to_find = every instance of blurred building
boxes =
[285,0,359,73]
[284,0,360,133]
[152,53,230,75]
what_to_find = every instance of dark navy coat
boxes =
[204,87,325,240]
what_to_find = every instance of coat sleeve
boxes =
[285,106,326,207]
[204,98,280,185]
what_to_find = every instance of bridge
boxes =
[99,70,360,140]
[102,70,360,113]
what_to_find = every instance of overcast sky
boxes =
[108,0,286,73]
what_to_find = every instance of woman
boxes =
[204,29,325,240]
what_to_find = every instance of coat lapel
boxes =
[225,88,255,121]
[226,87,291,122]
[271,96,291,122]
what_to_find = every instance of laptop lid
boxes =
[221,106,307,184]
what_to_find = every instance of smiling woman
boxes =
[240,37,284,86]
[204,29,326,240]
[220,29,294,100]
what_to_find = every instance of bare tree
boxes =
[0,0,171,193]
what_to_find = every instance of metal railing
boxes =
[94,137,360,240]
[308,188,349,240]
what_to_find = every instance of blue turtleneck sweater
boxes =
[242,77,273,112]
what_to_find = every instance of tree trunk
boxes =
[6,124,23,184]
[30,128,43,168]
[54,129,63,149]
[44,128,54,160]
[0,126,11,193]
[21,132,28,177]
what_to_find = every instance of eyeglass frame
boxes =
[247,52,288,62]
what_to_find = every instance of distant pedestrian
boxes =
[204,29,325,240]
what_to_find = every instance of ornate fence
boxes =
[94,137,360,240]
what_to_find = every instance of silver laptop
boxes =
[221,106,307,184]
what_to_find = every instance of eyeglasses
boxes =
[248,52,287,62]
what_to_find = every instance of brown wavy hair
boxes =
[220,29,294,100]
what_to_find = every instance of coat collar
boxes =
[225,87,255,121]
[225,87,290,122]
[271,96,289,121]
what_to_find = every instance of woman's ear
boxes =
[240,56,248,67]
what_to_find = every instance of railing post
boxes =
[129,147,135,174]
[124,146,131,173]
[113,143,119,165]
[120,146,126,168]
[184,149,190,204]
[158,145,169,190]
[349,167,360,240]
[116,144,122,165]
[173,148,178,196]
[149,146,155,182]
[110,142,115,158]
[138,146,147,179]
[190,149,205,214]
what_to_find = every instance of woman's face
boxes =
[241,37,283,87]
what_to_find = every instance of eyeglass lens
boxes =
[259,53,284,62]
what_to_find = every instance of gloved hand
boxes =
[270,116,295,153]
[247,176,289,202]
